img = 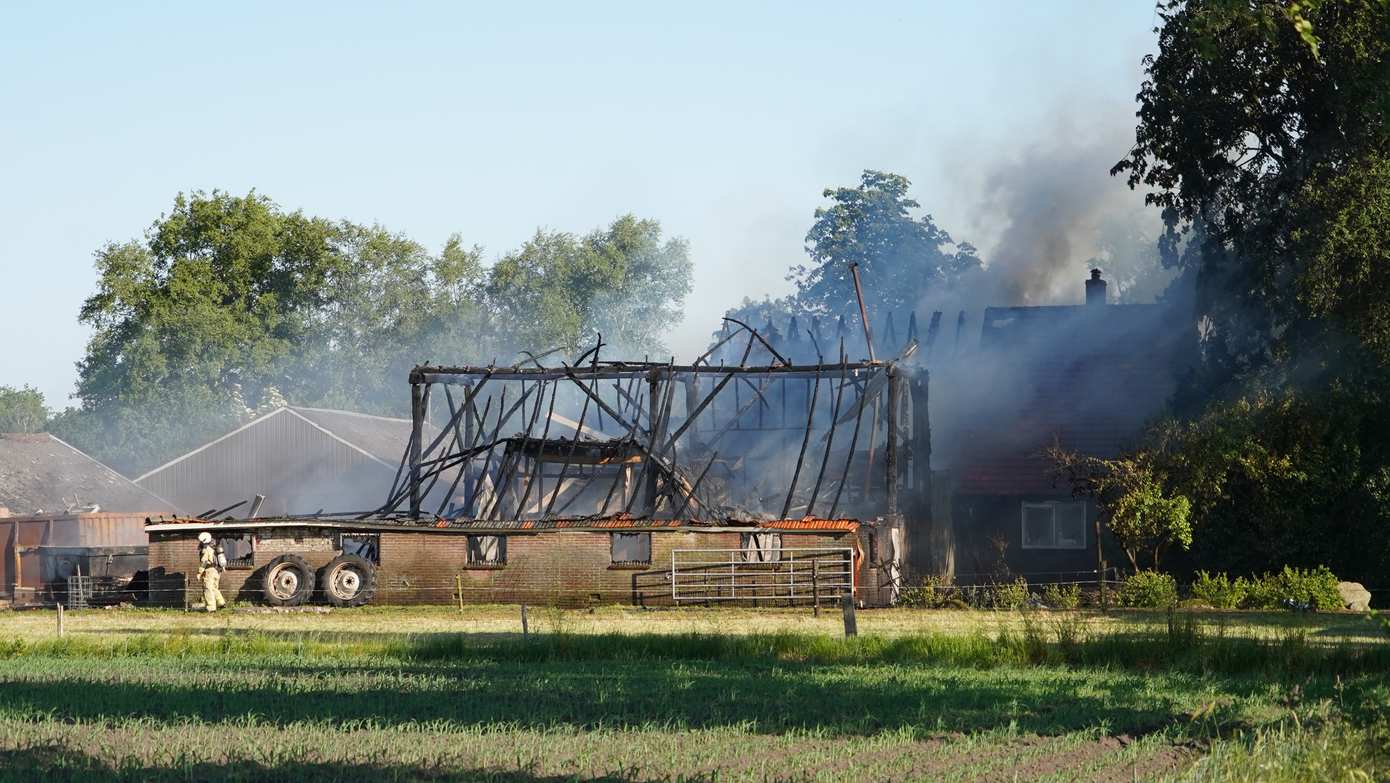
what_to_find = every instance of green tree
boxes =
[0,385,47,433]
[1106,0,1390,585]
[486,215,691,357]
[1047,446,1193,571]
[1114,0,1390,383]
[794,170,980,319]
[61,193,691,474]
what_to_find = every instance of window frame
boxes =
[219,534,256,570]
[465,535,507,567]
[1019,501,1088,550]
[609,532,652,568]
[739,532,783,563]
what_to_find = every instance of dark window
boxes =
[467,535,506,565]
[1020,502,1087,550]
[221,534,255,569]
[740,532,782,563]
[611,532,651,566]
[340,533,380,563]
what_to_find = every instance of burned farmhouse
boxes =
[142,271,1183,608]
[146,323,925,607]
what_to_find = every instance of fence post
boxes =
[56,602,64,638]
[812,560,820,617]
[840,592,857,637]
[1094,515,1108,613]
[455,575,464,612]
[521,604,529,637]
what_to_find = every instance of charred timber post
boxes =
[409,381,424,518]
[462,384,476,514]
[849,263,876,362]
[885,366,901,518]
[644,370,662,516]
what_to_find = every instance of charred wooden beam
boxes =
[805,359,848,518]
[408,381,424,518]
[780,364,822,520]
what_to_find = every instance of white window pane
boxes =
[1055,503,1087,549]
[1022,504,1054,549]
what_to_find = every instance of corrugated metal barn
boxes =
[134,407,446,517]
[1,432,173,603]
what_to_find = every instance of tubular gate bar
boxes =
[670,547,853,603]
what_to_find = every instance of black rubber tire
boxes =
[260,554,316,606]
[317,554,377,607]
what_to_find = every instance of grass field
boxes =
[0,605,1386,782]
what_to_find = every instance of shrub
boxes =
[1041,582,1081,610]
[899,575,949,609]
[1191,570,1248,609]
[992,577,1030,610]
[1242,566,1343,611]
[1119,570,1179,608]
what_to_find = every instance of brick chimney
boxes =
[1085,268,1107,306]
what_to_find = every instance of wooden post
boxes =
[812,559,820,618]
[56,603,64,638]
[409,381,424,519]
[455,574,464,612]
[1095,512,1108,613]
[463,384,476,515]
[840,592,857,637]
[521,604,529,637]
[885,367,901,518]
[10,522,19,601]
[644,372,662,515]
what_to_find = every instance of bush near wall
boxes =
[1119,570,1180,608]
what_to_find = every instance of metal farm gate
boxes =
[670,547,853,604]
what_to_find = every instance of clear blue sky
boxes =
[0,2,1160,408]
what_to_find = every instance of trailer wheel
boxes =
[318,554,376,607]
[261,554,315,606]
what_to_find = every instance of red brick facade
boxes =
[148,526,866,607]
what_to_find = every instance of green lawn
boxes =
[0,606,1385,781]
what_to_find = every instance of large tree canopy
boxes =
[1114,0,1390,382]
[793,170,980,319]
[57,191,691,473]
[1102,0,1390,585]
[486,215,691,358]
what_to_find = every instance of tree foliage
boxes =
[1115,0,1390,384]
[56,191,690,474]
[486,216,691,358]
[794,170,980,319]
[0,385,47,433]
[1047,445,1193,571]
[1104,0,1390,586]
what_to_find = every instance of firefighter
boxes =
[196,531,227,612]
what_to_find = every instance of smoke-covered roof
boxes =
[0,433,174,515]
[947,302,1187,495]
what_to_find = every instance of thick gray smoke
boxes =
[972,122,1171,309]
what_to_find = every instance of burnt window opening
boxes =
[340,533,380,564]
[1021,502,1087,550]
[220,534,255,569]
[739,532,782,563]
[611,532,651,566]
[467,535,506,566]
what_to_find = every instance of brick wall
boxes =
[148,528,862,607]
